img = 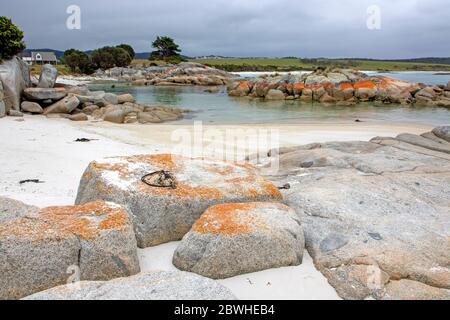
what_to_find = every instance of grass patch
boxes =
[30,64,73,77]
[189,58,450,72]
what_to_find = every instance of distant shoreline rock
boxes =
[94,62,234,86]
[228,68,450,107]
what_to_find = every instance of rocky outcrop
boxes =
[0,57,30,112]
[96,62,233,86]
[173,202,304,279]
[38,64,58,88]
[0,200,140,300]
[75,154,283,247]
[264,126,450,300]
[228,68,450,107]
[24,271,236,300]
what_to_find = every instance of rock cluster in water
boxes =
[228,68,450,107]
[0,58,186,123]
[95,62,234,86]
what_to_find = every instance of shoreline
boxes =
[0,114,441,300]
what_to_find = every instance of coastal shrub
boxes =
[91,46,132,69]
[150,36,182,61]
[63,49,96,74]
[0,17,26,61]
[117,44,135,60]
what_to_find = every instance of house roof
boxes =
[31,51,57,61]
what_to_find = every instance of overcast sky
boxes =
[3,0,450,58]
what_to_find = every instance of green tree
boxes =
[0,17,26,61]
[63,49,96,74]
[150,36,181,61]
[117,44,135,60]
[91,46,132,69]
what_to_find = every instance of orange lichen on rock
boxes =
[339,82,354,90]
[354,80,377,90]
[137,181,224,200]
[261,181,283,199]
[91,161,133,180]
[192,203,269,235]
[293,84,305,90]
[127,154,178,171]
[38,201,129,240]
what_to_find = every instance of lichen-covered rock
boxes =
[226,68,439,106]
[173,202,304,279]
[24,271,236,300]
[266,130,450,300]
[0,201,140,300]
[75,154,283,247]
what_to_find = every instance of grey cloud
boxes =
[2,0,450,58]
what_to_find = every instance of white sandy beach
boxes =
[0,115,434,300]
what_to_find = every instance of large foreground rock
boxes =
[173,202,304,279]
[75,154,283,247]
[24,271,236,300]
[0,57,30,112]
[38,64,58,88]
[265,129,450,300]
[0,200,140,300]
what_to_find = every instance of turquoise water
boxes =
[89,72,450,126]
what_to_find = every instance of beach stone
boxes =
[266,130,450,300]
[81,104,99,115]
[21,101,43,114]
[8,109,23,117]
[75,154,283,247]
[23,87,67,101]
[173,202,304,279]
[68,113,88,121]
[43,94,80,115]
[24,271,236,300]
[138,111,163,123]
[0,201,140,300]
[0,57,30,112]
[104,93,119,105]
[37,64,58,88]
[432,126,450,143]
[103,109,127,124]
[117,94,135,104]
[265,89,285,100]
